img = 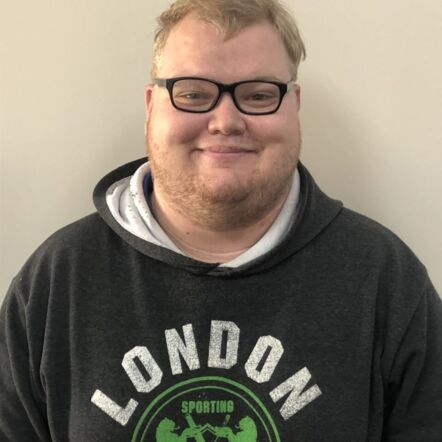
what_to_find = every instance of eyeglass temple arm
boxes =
[154,79,167,87]
[287,80,297,91]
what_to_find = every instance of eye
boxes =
[178,91,211,100]
[247,92,275,101]
[240,90,279,109]
[174,90,214,105]
[237,83,280,106]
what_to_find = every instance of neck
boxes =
[150,184,292,263]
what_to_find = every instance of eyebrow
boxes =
[166,74,288,83]
[249,75,287,82]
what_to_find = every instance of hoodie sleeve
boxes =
[0,280,51,441]
[383,279,442,441]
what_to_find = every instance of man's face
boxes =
[145,15,301,230]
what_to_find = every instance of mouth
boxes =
[202,145,255,153]
[196,146,257,159]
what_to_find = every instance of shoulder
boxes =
[11,213,124,302]
[297,164,426,282]
[334,207,425,269]
[327,207,431,314]
[25,213,114,262]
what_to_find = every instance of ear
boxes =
[144,84,154,135]
[145,84,154,115]
[295,84,301,112]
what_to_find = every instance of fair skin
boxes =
[145,15,302,263]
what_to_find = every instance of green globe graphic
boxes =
[132,376,280,442]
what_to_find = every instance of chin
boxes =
[196,173,254,205]
[199,182,251,205]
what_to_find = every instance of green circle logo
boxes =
[132,376,280,442]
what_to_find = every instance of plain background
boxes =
[1,0,441,302]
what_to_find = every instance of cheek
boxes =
[151,106,208,146]
[172,120,206,145]
[249,114,298,145]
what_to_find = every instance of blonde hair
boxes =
[151,0,306,80]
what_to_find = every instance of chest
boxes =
[40,274,383,441]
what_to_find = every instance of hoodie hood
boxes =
[93,158,343,277]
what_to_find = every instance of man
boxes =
[1,0,441,440]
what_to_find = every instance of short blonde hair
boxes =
[151,0,306,80]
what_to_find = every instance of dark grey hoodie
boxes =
[1,159,441,441]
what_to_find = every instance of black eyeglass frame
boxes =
[154,76,297,115]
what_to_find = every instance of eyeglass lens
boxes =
[172,79,281,113]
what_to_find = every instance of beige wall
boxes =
[1,0,441,300]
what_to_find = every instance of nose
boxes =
[207,93,247,136]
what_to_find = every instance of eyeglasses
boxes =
[154,77,296,115]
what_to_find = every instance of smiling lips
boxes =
[199,145,256,156]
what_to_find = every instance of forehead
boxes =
[159,15,292,81]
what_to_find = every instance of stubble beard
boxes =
[148,133,301,232]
